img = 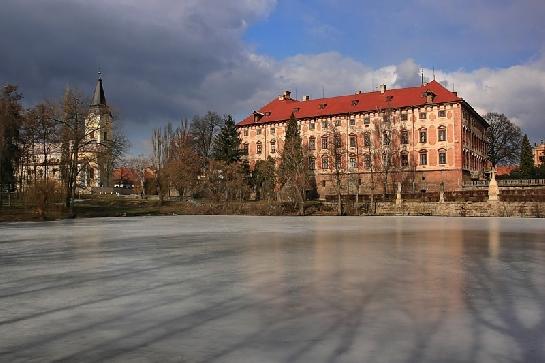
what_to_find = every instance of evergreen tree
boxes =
[278,113,307,215]
[0,84,23,202]
[253,157,276,201]
[212,115,242,163]
[519,134,535,178]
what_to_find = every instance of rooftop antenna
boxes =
[322,86,325,99]
[421,68,424,85]
[432,67,435,81]
[295,87,298,100]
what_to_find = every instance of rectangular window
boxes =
[349,157,357,169]
[438,127,446,141]
[322,120,328,129]
[401,113,408,121]
[364,154,371,169]
[401,130,409,145]
[321,137,328,149]
[322,157,329,169]
[439,151,447,164]
[243,129,248,136]
[270,142,276,154]
[349,135,357,148]
[401,153,409,167]
[270,127,275,135]
[256,142,262,154]
[309,137,316,150]
[420,152,427,165]
[419,130,427,143]
[349,118,356,126]
[309,122,315,130]
[242,143,249,155]
[364,133,371,147]
[257,128,262,135]
[335,119,341,126]
[364,117,370,125]
[438,110,446,117]
[419,112,427,119]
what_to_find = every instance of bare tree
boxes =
[372,106,402,197]
[57,89,126,215]
[324,121,344,215]
[151,123,173,206]
[190,111,223,161]
[485,112,522,167]
[166,119,202,199]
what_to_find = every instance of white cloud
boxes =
[243,53,545,141]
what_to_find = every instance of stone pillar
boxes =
[395,182,402,206]
[488,169,499,202]
[439,181,445,203]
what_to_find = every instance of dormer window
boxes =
[424,90,436,104]
[253,111,264,122]
[351,100,359,106]
[319,103,327,109]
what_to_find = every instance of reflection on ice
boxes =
[0,216,544,362]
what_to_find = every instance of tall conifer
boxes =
[519,134,535,178]
[212,115,242,163]
[278,113,307,214]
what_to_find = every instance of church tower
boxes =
[86,73,113,187]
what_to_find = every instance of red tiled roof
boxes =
[496,165,518,176]
[237,80,462,127]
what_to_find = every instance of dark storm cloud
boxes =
[0,0,276,151]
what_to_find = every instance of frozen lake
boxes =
[1,216,545,362]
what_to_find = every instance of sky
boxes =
[1,0,545,155]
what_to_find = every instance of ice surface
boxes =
[0,216,544,362]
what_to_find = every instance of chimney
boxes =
[303,95,310,101]
[379,84,387,94]
[355,90,362,95]
[283,90,291,99]
[453,91,458,97]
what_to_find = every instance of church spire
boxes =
[91,72,107,106]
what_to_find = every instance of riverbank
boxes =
[2,196,545,222]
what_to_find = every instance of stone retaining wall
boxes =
[373,201,545,217]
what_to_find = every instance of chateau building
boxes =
[534,140,545,166]
[237,80,488,198]
[19,75,113,191]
